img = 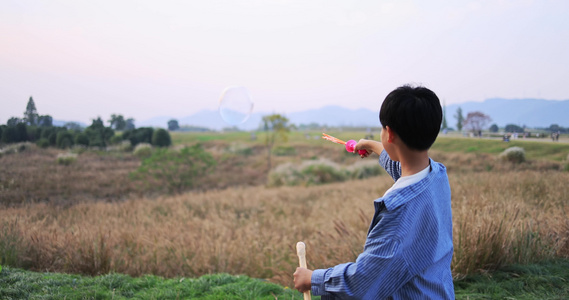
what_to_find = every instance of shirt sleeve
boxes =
[311,237,412,299]
[379,150,401,182]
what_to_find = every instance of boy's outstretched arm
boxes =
[293,267,313,293]
[354,139,384,158]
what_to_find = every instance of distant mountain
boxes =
[137,98,569,131]
[137,106,378,131]
[136,116,175,129]
[288,106,378,128]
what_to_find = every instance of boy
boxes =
[293,85,454,299]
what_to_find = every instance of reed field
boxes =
[1,133,569,290]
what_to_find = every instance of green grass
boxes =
[433,136,569,161]
[170,131,257,144]
[2,260,568,299]
[170,130,374,146]
[171,130,569,162]
[455,259,569,299]
[0,268,312,300]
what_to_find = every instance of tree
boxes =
[85,117,114,147]
[505,124,524,133]
[40,127,58,146]
[463,111,492,136]
[90,117,105,129]
[125,118,135,130]
[7,117,23,127]
[454,107,464,132]
[489,124,499,133]
[262,114,291,170]
[1,126,17,144]
[168,119,180,131]
[152,128,172,147]
[64,122,83,131]
[547,124,566,133]
[37,115,53,127]
[56,130,74,148]
[24,96,39,126]
[75,133,90,146]
[122,127,153,146]
[26,126,40,142]
[108,114,126,131]
[16,123,29,142]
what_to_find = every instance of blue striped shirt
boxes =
[311,150,454,299]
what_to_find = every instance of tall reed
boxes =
[1,168,568,287]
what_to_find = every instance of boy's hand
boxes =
[355,139,383,158]
[293,267,313,293]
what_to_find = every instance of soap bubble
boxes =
[218,86,254,126]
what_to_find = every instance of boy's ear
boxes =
[386,126,397,143]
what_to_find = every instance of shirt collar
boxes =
[376,158,438,211]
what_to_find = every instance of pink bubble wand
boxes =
[322,133,368,155]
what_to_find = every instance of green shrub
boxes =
[122,127,153,146]
[133,143,153,158]
[105,140,133,153]
[118,140,133,152]
[130,144,216,193]
[151,128,172,147]
[268,159,384,187]
[71,145,87,154]
[301,161,348,185]
[56,131,74,149]
[36,138,50,149]
[225,143,253,156]
[47,132,57,146]
[500,146,526,163]
[0,142,34,156]
[347,160,383,179]
[74,133,89,146]
[109,135,123,145]
[273,146,296,156]
[268,159,346,187]
[56,152,78,165]
[267,162,302,187]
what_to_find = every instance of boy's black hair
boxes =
[379,85,442,151]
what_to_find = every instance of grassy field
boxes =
[1,131,569,298]
[432,135,569,161]
[0,266,305,299]
[2,260,569,299]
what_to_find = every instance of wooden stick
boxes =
[296,241,312,300]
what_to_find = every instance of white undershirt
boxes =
[383,164,430,197]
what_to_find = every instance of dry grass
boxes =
[1,140,568,288]
[1,168,568,288]
[0,147,140,205]
[450,171,569,275]
[0,143,278,206]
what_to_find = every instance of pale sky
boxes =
[1,0,568,126]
